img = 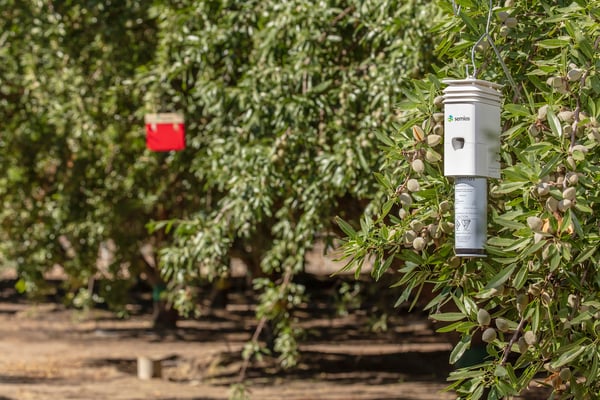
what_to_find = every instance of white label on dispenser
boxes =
[454,177,487,255]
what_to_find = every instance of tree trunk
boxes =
[151,284,178,330]
[140,243,178,330]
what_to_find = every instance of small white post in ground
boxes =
[137,356,162,380]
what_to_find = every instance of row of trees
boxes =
[1,0,437,355]
[1,0,599,398]
[0,0,198,324]
[144,0,441,363]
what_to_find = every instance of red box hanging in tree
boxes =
[145,113,185,151]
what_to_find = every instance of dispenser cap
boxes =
[442,78,503,105]
[442,78,503,90]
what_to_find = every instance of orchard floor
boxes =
[0,281,551,400]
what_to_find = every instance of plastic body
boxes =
[443,79,502,179]
[454,177,487,256]
[145,113,186,152]
[442,79,502,257]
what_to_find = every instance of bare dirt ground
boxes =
[0,277,462,400]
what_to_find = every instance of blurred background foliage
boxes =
[1,0,439,359]
[142,0,442,362]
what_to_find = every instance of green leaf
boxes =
[448,366,485,381]
[494,365,508,378]
[14,279,27,294]
[372,256,393,281]
[512,265,528,290]
[522,239,545,258]
[574,245,597,264]
[397,261,419,274]
[551,344,586,369]
[546,108,562,137]
[484,264,516,290]
[471,381,485,400]
[378,199,395,222]
[496,380,517,397]
[399,249,424,265]
[582,300,600,309]
[308,80,332,94]
[504,364,519,386]
[588,351,599,382]
[373,172,393,192]
[336,217,357,238]
[550,249,561,271]
[539,154,562,179]
[487,237,519,247]
[577,38,595,59]
[374,130,395,147]
[449,335,472,365]
[560,209,573,234]
[493,181,528,194]
[436,321,477,333]
[574,202,593,214]
[494,217,525,230]
[569,310,592,326]
[536,38,571,48]
[503,104,530,117]
[430,312,466,322]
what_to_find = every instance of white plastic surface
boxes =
[443,79,502,178]
[454,177,487,255]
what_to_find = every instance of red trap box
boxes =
[145,113,185,151]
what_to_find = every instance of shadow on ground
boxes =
[0,374,60,385]
[211,348,451,385]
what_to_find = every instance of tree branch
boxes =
[501,316,527,365]
[237,268,295,383]
[237,316,268,383]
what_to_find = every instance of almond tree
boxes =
[145,0,441,368]
[340,0,600,398]
[0,1,199,326]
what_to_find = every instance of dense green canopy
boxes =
[340,0,600,397]
[0,0,438,362]
[1,1,174,303]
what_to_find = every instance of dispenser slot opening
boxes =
[452,137,465,150]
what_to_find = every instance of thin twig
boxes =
[237,268,294,383]
[318,6,355,42]
[331,5,355,26]
[237,316,268,383]
[570,70,589,152]
[501,316,527,365]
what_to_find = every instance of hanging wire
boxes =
[469,0,494,77]
[460,0,520,98]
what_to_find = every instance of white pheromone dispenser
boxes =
[443,78,503,256]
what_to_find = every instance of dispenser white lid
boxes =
[442,78,503,90]
[442,78,503,107]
